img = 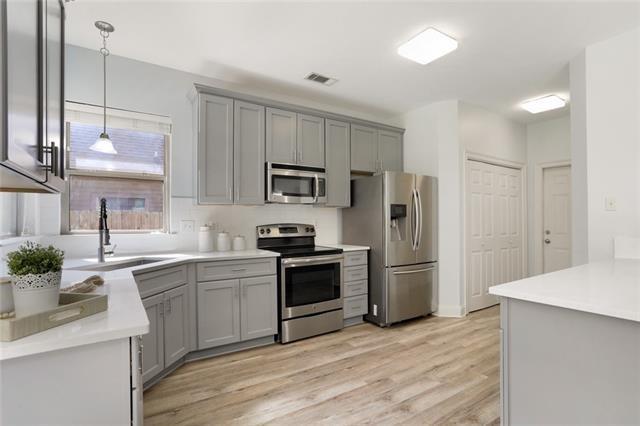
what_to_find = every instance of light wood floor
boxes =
[144,306,500,425]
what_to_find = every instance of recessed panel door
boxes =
[543,166,572,273]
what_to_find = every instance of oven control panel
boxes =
[257,223,315,238]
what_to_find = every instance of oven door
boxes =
[280,255,343,319]
[267,165,327,204]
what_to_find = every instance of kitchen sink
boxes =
[68,257,173,272]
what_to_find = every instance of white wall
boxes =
[526,115,571,274]
[401,100,526,317]
[571,27,640,262]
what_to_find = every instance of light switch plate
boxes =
[605,197,617,211]
[180,220,195,232]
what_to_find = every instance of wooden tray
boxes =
[0,292,108,342]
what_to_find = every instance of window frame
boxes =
[62,103,171,235]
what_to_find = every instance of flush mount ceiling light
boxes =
[89,20,118,155]
[521,95,567,114]
[397,27,458,65]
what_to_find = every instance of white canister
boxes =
[232,235,246,251]
[11,270,61,317]
[0,277,14,315]
[198,225,214,252]
[217,231,231,252]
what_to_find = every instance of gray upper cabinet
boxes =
[197,279,241,349]
[163,284,189,367]
[297,114,325,168]
[198,94,233,204]
[142,293,164,383]
[1,0,65,192]
[240,276,277,340]
[350,124,378,173]
[378,130,403,172]
[234,101,265,205]
[266,107,297,164]
[325,119,351,207]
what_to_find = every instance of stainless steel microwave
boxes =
[266,163,327,204]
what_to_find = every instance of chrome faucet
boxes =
[98,198,115,262]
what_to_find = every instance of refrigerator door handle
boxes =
[412,188,420,250]
[409,189,416,250]
[416,188,423,249]
[393,267,434,275]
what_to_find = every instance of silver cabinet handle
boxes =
[137,336,143,374]
[159,302,164,316]
[166,298,172,315]
[231,268,247,273]
[393,267,434,275]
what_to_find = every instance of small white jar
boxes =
[198,225,214,252]
[217,231,231,252]
[232,235,246,251]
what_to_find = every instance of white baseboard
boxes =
[434,305,466,317]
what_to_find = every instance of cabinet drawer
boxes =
[344,280,368,298]
[197,258,276,282]
[344,251,367,267]
[344,265,368,282]
[343,295,368,319]
[134,265,188,299]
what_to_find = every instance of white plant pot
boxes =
[11,271,62,317]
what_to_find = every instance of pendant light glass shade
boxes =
[90,132,118,154]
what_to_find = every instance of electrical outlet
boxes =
[605,197,617,211]
[180,220,195,232]
[208,222,218,231]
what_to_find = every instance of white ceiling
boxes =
[65,1,640,124]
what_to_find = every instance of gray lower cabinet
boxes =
[343,251,369,321]
[198,275,277,349]
[234,100,265,204]
[197,279,241,349]
[378,130,403,172]
[141,284,189,383]
[197,94,234,204]
[266,107,297,164]
[325,119,350,207]
[296,114,325,168]
[350,124,378,173]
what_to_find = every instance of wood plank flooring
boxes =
[144,306,500,425]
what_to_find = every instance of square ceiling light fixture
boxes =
[397,28,458,65]
[521,95,567,114]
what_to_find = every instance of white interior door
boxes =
[543,166,572,273]
[466,160,523,312]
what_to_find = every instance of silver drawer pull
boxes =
[231,268,247,273]
[393,267,434,276]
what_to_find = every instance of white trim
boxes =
[462,150,528,315]
[533,160,571,275]
[434,305,466,318]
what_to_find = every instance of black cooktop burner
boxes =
[268,245,343,258]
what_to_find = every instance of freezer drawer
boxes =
[385,263,436,324]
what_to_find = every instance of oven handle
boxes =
[281,255,344,266]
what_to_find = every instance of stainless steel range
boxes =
[256,223,343,343]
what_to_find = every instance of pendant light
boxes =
[89,21,117,155]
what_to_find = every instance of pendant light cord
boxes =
[100,30,110,135]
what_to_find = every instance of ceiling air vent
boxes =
[305,72,338,86]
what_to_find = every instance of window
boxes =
[64,103,171,233]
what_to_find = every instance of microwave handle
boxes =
[313,174,319,203]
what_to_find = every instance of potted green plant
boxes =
[7,242,65,317]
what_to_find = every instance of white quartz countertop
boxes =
[0,249,279,361]
[329,244,370,252]
[489,259,640,322]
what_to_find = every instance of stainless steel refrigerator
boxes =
[342,172,438,327]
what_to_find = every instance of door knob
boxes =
[544,239,551,244]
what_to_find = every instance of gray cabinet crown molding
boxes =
[192,83,405,135]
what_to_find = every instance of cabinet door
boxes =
[266,107,296,164]
[41,0,64,189]
[297,114,324,167]
[163,284,189,367]
[234,101,265,205]
[197,280,240,349]
[350,124,377,173]
[240,276,277,341]
[378,130,403,172]
[198,94,233,204]
[142,293,164,383]
[325,119,350,207]
[3,0,46,182]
